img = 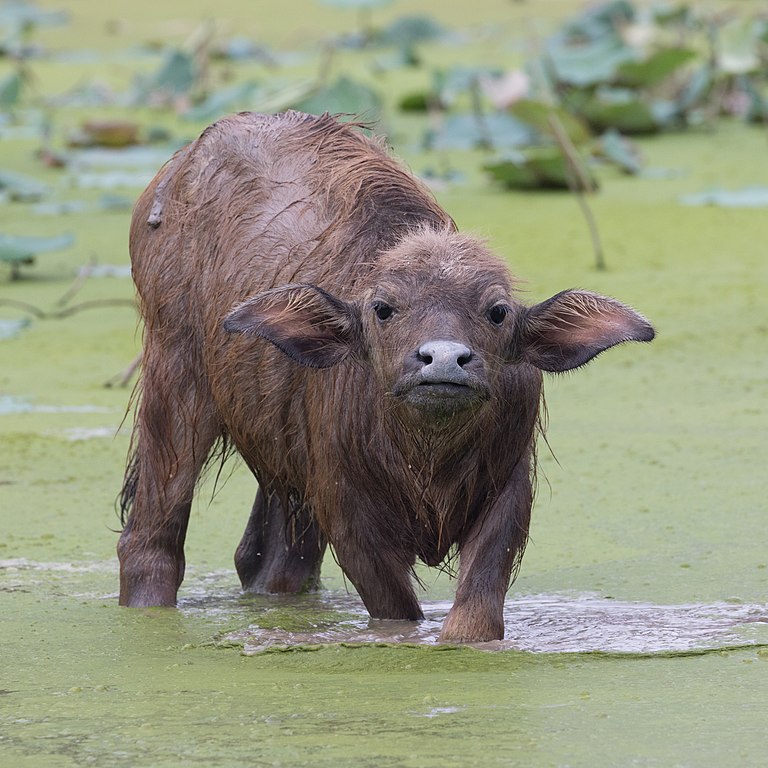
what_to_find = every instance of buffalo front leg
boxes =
[439,457,533,643]
[325,496,423,621]
[235,488,326,594]
[117,348,219,607]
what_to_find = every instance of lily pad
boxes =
[680,187,768,208]
[0,317,30,340]
[597,129,643,174]
[293,76,381,120]
[511,100,592,146]
[0,70,23,108]
[484,147,597,191]
[559,0,635,41]
[615,48,698,88]
[183,81,260,122]
[435,66,501,106]
[0,232,75,278]
[69,146,176,170]
[577,89,661,134]
[0,2,68,30]
[134,49,196,104]
[425,113,535,151]
[376,14,447,48]
[546,34,635,87]
[70,171,154,189]
[0,232,75,259]
[0,169,47,201]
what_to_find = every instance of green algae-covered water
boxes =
[2,2,768,765]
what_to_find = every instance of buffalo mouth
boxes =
[393,377,489,415]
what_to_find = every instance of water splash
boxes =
[4,560,766,656]
[222,592,768,656]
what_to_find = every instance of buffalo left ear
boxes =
[223,284,361,369]
[519,290,655,373]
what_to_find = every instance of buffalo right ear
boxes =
[223,284,361,369]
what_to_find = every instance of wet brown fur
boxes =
[118,111,652,642]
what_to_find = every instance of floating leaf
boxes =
[0,232,75,277]
[0,2,68,30]
[597,129,642,174]
[70,171,155,189]
[293,76,381,119]
[211,37,277,65]
[0,317,30,340]
[134,49,196,105]
[0,232,75,259]
[616,48,698,88]
[435,66,501,106]
[510,99,591,146]
[0,70,23,108]
[242,80,316,115]
[545,34,635,87]
[70,146,176,170]
[675,65,713,113]
[680,187,768,208]
[376,15,447,48]
[183,81,260,122]
[485,147,596,192]
[425,113,535,151]
[559,0,635,42]
[151,49,196,94]
[32,200,89,215]
[0,168,47,201]
[577,89,660,134]
[32,195,133,216]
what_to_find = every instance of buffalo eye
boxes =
[487,303,508,326]
[373,301,395,322]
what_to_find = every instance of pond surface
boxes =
[2,1,768,765]
[2,558,768,767]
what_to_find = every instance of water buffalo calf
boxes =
[118,111,654,642]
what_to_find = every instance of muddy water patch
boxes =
[223,592,768,656]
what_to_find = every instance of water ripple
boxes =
[223,592,768,655]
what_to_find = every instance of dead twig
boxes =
[47,298,136,319]
[105,351,143,388]
[0,297,135,319]
[0,299,48,318]
[56,259,96,306]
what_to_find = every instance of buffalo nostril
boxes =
[417,351,433,365]
[417,341,472,372]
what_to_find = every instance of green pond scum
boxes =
[1,1,767,766]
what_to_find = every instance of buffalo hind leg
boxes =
[235,489,326,594]
[117,348,219,607]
